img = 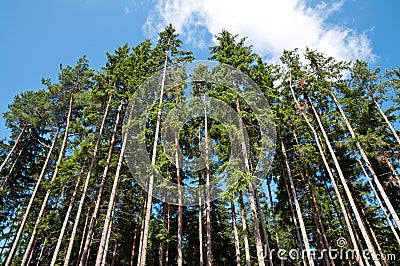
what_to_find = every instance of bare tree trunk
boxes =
[22,94,74,266]
[36,237,47,266]
[65,94,112,266]
[358,161,400,244]
[158,202,166,266]
[111,240,118,266]
[176,129,183,266]
[203,94,214,266]
[130,222,138,266]
[288,73,369,266]
[236,98,265,266]
[331,93,400,231]
[95,111,129,265]
[79,101,122,266]
[50,166,86,266]
[300,90,380,265]
[239,193,251,266]
[4,129,59,266]
[255,190,272,266]
[139,46,169,266]
[0,124,26,174]
[266,178,283,266]
[165,204,171,266]
[231,201,241,266]
[1,145,24,189]
[385,157,400,187]
[371,96,400,145]
[101,199,116,266]
[281,142,315,266]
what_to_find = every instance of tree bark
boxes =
[371,96,400,145]
[231,201,241,266]
[0,124,26,174]
[64,94,112,266]
[79,101,122,266]
[239,193,251,266]
[22,93,74,266]
[4,129,59,266]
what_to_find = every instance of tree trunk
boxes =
[358,161,400,244]
[255,190,272,266]
[76,207,91,266]
[239,193,251,266]
[266,178,283,266]
[281,142,315,266]
[1,144,24,189]
[371,96,400,145]
[95,107,130,265]
[330,93,400,231]
[50,165,86,266]
[130,221,138,266]
[231,201,241,266]
[203,94,214,266]
[236,98,265,266]
[4,129,59,266]
[101,199,117,266]
[64,94,112,266]
[0,124,26,174]
[385,157,400,187]
[139,47,169,266]
[79,101,122,266]
[176,130,183,266]
[303,91,380,265]
[22,93,74,266]
[165,204,171,266]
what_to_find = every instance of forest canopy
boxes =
[0,24,399,266]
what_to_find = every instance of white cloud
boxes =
[143,0,375,62]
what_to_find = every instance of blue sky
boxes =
[0,0,399,140]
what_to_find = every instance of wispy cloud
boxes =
[143,0,375,62]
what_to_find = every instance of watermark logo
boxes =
[123,60,276,206]
[262,238,396,262]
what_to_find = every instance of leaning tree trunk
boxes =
[95,126,130,265]
[231,201,241,266]
[302,91,380,265]
[281,142,315,266]
[385,157,400,187]
[138,46,169,266]
[79,101,123,266]
[101,198,117,266]
[358,161,400,245]
[371,96,400,146]
[0,124,26,174]
[236,98,265,266]
[50,165,86,266]
[330,93,400,230]
[4,129,59,266]
[288,73,372,266]
[64,94,112,266]
[21,94,73,266]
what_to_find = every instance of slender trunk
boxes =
[158,202,166,266]
[136,192,148,266]
[176,130,183,266]
[1,145,24,189]
[130,222,138,266]
[95,110,129,265]
[79,101,122,266]
[231,201,241,266]
[198,130,204,266]
[331,93,400,231]
[165,204,171,266]
[0,124,26,173]
[76,207,91,266]
[371,96,400,145]
[266,178,283,266]
[239,193,251,266]
[22,93,74,266]
[36,237,47,266]
[101,199,117,266]
[281,142,315,266]
[358,161,400,244]
[293,131,335,266]
[255,190,272,266]
[50,165,86,266]
[139,45,169,266]
[203,94,214,266]
[385,157,400,187]
[4,129,59,266]
[64,94,112,266]
[301,90,380,265]
[111,240,118,266]
[236,98,265,266]
[288,73,369,266]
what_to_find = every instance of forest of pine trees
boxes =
[0,24,399,265]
